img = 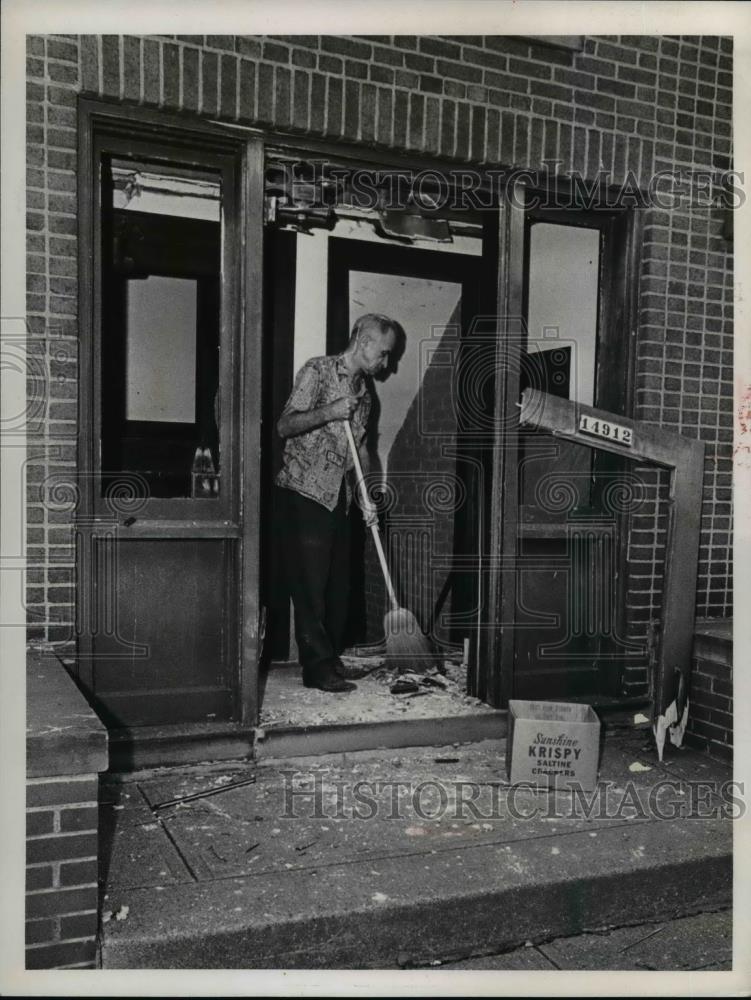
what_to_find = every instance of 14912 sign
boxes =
[578,414,633,446]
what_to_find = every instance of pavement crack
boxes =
[619,923,665,952]
[535,944,560,970]
[137,782,200,883]
[156,814,201,882]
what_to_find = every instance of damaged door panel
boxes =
[519,388,705,758]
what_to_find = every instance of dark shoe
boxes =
[302,666,356,693]
[333,657,378,680]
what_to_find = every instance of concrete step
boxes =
[100,732,734,969]
[439,908,733,971]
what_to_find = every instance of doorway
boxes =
[76,106,639,748]
[258,160,499,731]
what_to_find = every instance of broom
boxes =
[344,419,438,674]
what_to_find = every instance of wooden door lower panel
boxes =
[513,533,620,701]
[89,537,237,728]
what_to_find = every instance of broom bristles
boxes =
[384,608,437,674]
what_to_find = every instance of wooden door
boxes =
[512,208,640,700]
[76,105,264,729]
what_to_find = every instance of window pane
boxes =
[101,154,222,500]
[526,223,600,406]
[125,276,198,423]
[520,222,602,513]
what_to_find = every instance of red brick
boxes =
[59,806,98,833]
[201,50,219,115]
[408,91,424,150]
[239,57,255,120]
[162,42,180,107]
[418,37,461,60]
[318,54,342,74]
[326,74,344,136]
[79,35,99,93]
[26,865,54,891]
[220,54,238,119]
[263,41,289,64]
[60,911,98,940]
[485,69,528,94]
[47,62,78,85]
[27,35,45,57]
[292,69,310,131]
[405,52,434,73]
[274,66,292,127]
[206,35,236,51]
[321,36,371,61]
[26,810,55,836]
[26,832,98,864]
[292,48,316,70]
[26,918,57,945]
[27,777,98,808]
[237,37,262,59]
[101,35,120,97]
[59,858,98,887]
[26,885,97,919]
[508,57,551,80]
[597,41,638,64]
[440,99,456,158]
[344,78,359,139]
[142,38,159,104]
[310,72,326,134]
[26,938,96,970]
[370,43,404,67]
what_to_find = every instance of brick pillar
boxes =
[686,618,733,762]
[25,649,108,969]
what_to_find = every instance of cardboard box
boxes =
[507,700,601,790]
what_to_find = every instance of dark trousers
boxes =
[277,484,350,673]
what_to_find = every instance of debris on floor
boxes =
[260,657,496,728]
[152,774,258,811]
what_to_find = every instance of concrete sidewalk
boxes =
[99,725,734,969]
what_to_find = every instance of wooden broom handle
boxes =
[344,419,400,612]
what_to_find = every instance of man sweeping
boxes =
[276,313,399,692]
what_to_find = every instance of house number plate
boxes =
[578,414,633,446]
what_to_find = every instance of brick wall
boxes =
[26,775,100,969]
[26,648,108,969]
[686,619,733,761]
[26,35,733,692]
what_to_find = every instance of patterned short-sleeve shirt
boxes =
[276,354,371,511]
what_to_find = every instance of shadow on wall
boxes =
[353,301,471,650]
